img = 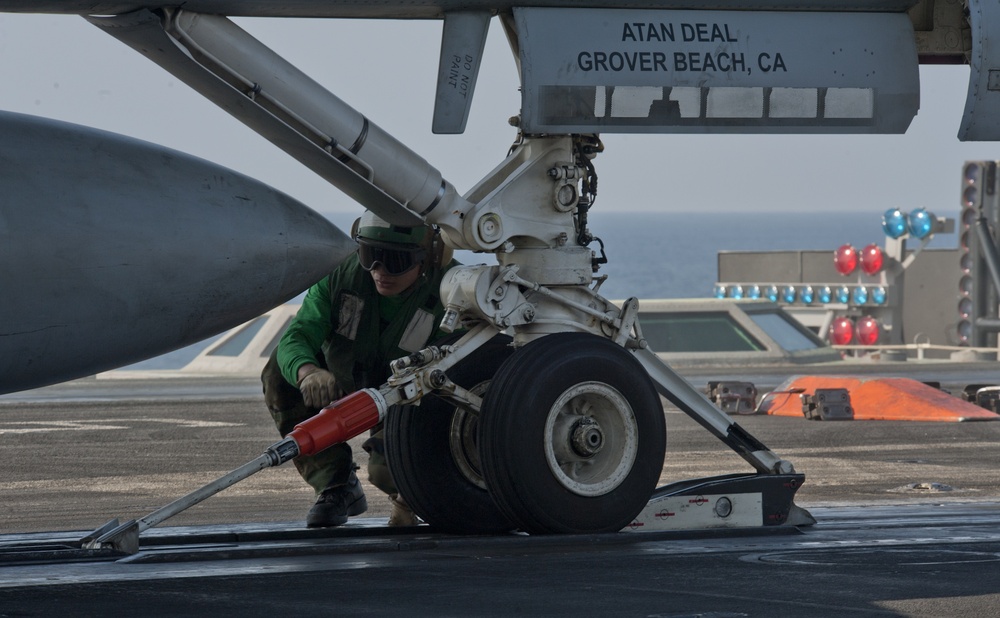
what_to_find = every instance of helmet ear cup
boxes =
[350,217,361,239]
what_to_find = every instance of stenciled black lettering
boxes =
[731,53,746,73]
[757,52,787,73]
[594,51,609,71]
[622,23,638,42]
[580,50,670,71]
[447,54,461,87]
[711,23,738,42]
[622,22,675,42]
[680,22,737,43]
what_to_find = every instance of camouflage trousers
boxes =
[261,351,396,496]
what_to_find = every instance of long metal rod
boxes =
[86,9,470,230]
[86,438,299,552]
[634,348,792,475]
[138,453,275,533]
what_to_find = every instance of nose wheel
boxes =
[385,334,515,534]
[479,332,667,534]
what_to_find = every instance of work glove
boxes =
[298,368,341,409]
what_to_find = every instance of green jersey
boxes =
[276,253,455,393]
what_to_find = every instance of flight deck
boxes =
[3,374,1000,615]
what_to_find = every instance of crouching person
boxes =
[262,211,456,527]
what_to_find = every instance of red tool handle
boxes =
[288,389,387,456]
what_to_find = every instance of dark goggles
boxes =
[357,241,425,275]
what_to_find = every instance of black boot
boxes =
[306,471,368,527]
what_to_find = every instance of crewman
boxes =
[261,210,456,527]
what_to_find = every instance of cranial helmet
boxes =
[354,210,428,248]
[353,211,439,276]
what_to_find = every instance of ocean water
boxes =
[580,210,958,300]
[131,210,959,370]
[328,210,959,301]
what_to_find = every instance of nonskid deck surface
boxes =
[2,503,1000,617]
[3,374,1000,613]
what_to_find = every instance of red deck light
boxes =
[829,317,855,345]
[859,243,884,275]
[833,244,858,276]
[856,316,881,346]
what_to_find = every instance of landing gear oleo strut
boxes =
[83,9,812,553]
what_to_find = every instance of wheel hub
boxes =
[544,382,638,497]
[570,417,604,457]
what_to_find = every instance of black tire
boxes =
[479,332,666,534]
[385,333,515,534]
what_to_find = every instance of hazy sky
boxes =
[0,11,998,221]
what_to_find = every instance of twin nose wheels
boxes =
[386,331,667,535]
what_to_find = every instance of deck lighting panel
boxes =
[957,161,984,345]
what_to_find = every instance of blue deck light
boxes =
[836,285,851,304]
[818,285,833,304]
[908,208,934,239]
[882,208,907,239]
[853,285,869,305]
